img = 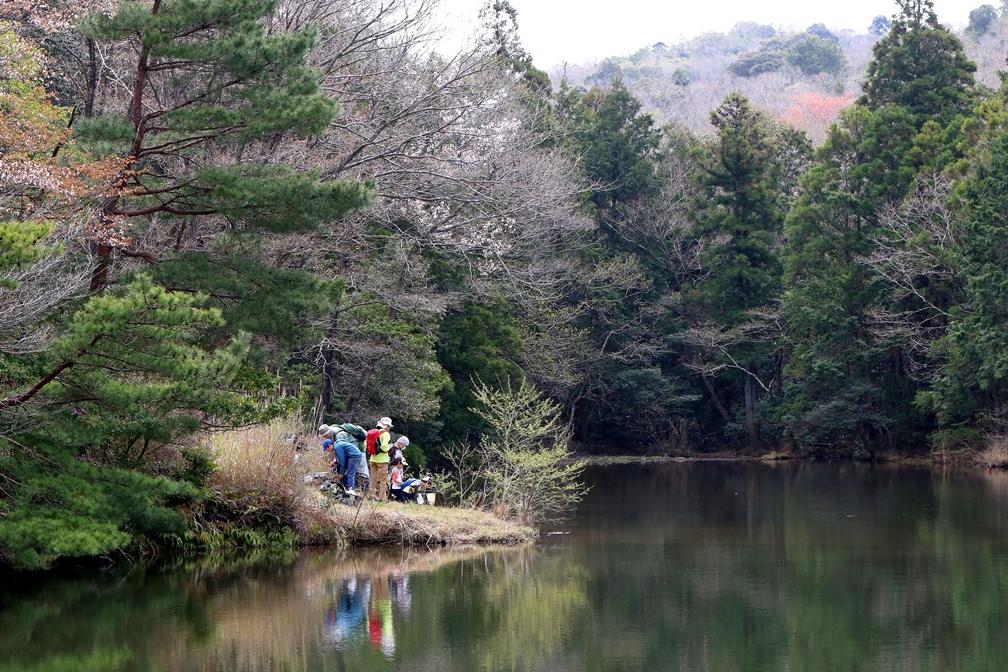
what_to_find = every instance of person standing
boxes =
[388,435,409,465]
[366,417,393,500]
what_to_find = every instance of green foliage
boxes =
[173,447,218,488]
[861,0,976,121]
[0,220,51,276]
[434,303,524,444]
[923,131,1008,423]
[870,15,892,35]
[572,81,663,210]
[0,442,198,570]
[671,67,691,87]
[807,23,839,43]
[480,1,552,96]
[729,49,785,77]
[694,94,783,323]
[779,104,923,449]
[443,378,585,525]
[787,34,846,76]
[729,31,845,78]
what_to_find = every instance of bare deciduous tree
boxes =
[864,174,964,379]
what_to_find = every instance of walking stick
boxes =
[352,486,365,528]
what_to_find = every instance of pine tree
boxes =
[76,0,371,294]
[688,94,787,448]
[860,0,976,121]
[924,131,1008,425]
[0,275,290,568]
[1,1,371,569]
[780,103,930,450]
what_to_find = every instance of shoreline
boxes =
[300,500,537,548]
[572,451,1002,471]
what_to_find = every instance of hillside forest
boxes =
[5,0,1008,566]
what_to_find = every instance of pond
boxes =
[4,461,1008,671]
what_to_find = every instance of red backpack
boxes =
[365,428,384,456]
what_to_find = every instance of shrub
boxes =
[729,50,785,77]
[443,379,586,525]
[787,34,846,75]
[186,416,327,545]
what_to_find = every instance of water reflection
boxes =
[3,463,1008,671]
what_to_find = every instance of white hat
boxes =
[395,436,410,447]
[318,424,331,435]
[378,416,393,428]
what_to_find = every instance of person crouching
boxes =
[324,425,366,497]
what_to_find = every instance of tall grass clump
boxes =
[183,417,327,549]
[981,436,1008,469]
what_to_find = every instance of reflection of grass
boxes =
[154,546,520,672]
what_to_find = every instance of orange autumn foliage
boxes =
[781,92,855,140]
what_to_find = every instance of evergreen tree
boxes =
[688,94,787,448]
[1,1,371,568]
[779,105,923,450]
[0,275,288,568]
[860,0,976,121]
[76,0,370,297]
[967,4,1000,36]
[574,82,663,211]
[924,131,1008,425]
[480,0,551,96]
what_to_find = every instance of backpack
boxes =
[342,423,367,443]
[365,428,384,456]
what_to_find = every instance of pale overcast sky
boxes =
[437,0,986,67]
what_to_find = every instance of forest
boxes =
[4,0,1008,567]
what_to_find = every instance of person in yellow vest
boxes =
[367,416,392,500]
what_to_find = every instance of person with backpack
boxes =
[330,429,366,497]
[366,417,393,500]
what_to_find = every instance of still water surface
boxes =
[4,462,1008,671]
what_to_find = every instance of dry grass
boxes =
[308,499,537,547]
[200,417,327,535]
[980,436,1008,469]
[209,416,322,491]
[204,418,534,548]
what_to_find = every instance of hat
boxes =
[318,424,331,435]
[378,416,393,428]
[395,436,410,447]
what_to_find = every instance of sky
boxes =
[437,0,986,68]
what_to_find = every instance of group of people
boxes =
[318,416,430,502]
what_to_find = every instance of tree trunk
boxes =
[318,306,340,425]
[701,374,732,423]
[84,39,97,118]
[744,373,760,450]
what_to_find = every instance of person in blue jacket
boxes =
[319,425,365,496]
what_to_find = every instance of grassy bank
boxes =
[303,500,536,547]
[181,420,535,554]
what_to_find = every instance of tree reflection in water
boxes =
[3,463,1008,671]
